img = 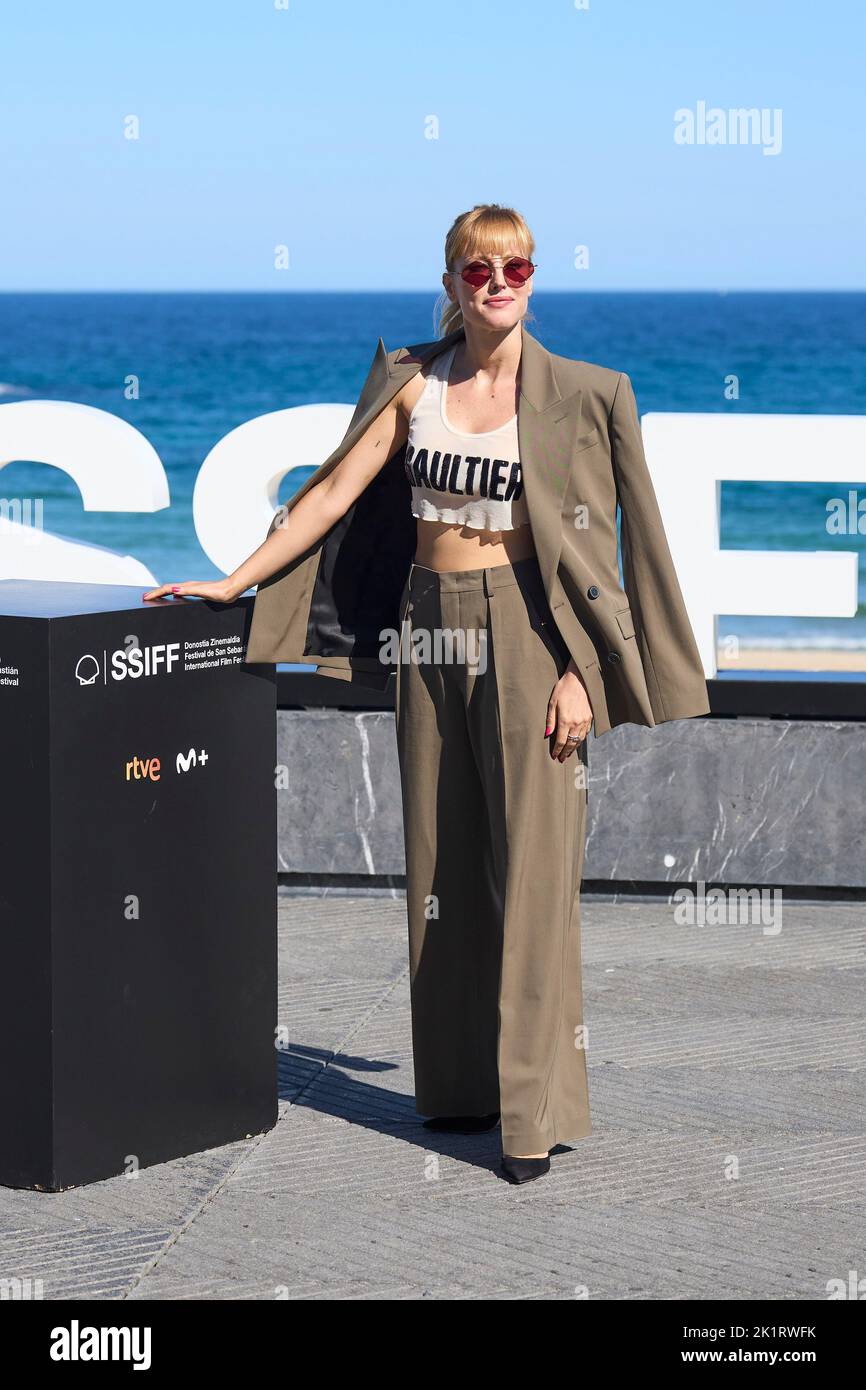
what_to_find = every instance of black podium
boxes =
[0,581,277,1190]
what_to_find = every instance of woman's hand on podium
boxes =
[142,577,243,603]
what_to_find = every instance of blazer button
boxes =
[587,585,600,599]
[607,651,622,664]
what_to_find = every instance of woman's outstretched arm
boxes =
[142,391,409,603]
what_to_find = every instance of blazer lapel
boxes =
[516,323,584,597]
[385,323,463,380]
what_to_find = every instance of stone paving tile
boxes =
[587,963,866,1018]
[586,1066,866,1137]
[589,1017,866,1069]
[0,1222,175,1300]
[126,1187,862,1302]
[577,902,866,970]
[0,1144,254,1300]
[1,896,862,1301]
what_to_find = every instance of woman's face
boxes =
[443,246,533,333]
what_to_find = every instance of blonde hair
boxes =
[434,204,536,338]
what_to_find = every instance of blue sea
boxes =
[1,291,865,660]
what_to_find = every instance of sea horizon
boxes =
[2,290,865,666]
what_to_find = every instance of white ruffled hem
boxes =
[411,497,529,532]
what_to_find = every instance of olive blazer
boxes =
[245,320,710,738]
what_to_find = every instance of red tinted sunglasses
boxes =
[456,257,536,289]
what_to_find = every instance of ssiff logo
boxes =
[75,643,180,686]
[74,654,101,685]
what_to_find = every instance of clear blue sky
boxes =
[1,0,863,291]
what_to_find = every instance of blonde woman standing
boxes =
[145,205,709,1184]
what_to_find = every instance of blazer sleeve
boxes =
[608,371,711,724]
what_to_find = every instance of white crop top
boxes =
[403,344,529,531]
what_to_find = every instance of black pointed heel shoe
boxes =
[422,1112,500,1134]
[501,1153,551,1184]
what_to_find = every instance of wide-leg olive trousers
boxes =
[394,555,591,1156]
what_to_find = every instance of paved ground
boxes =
[2,895,864,1300]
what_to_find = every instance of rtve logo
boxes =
[75,642,180,686]
[124,749,210,781]
[125,755,160,782]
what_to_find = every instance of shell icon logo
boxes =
[75,654,101,686]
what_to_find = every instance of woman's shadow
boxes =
[277,1043,573,1174]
